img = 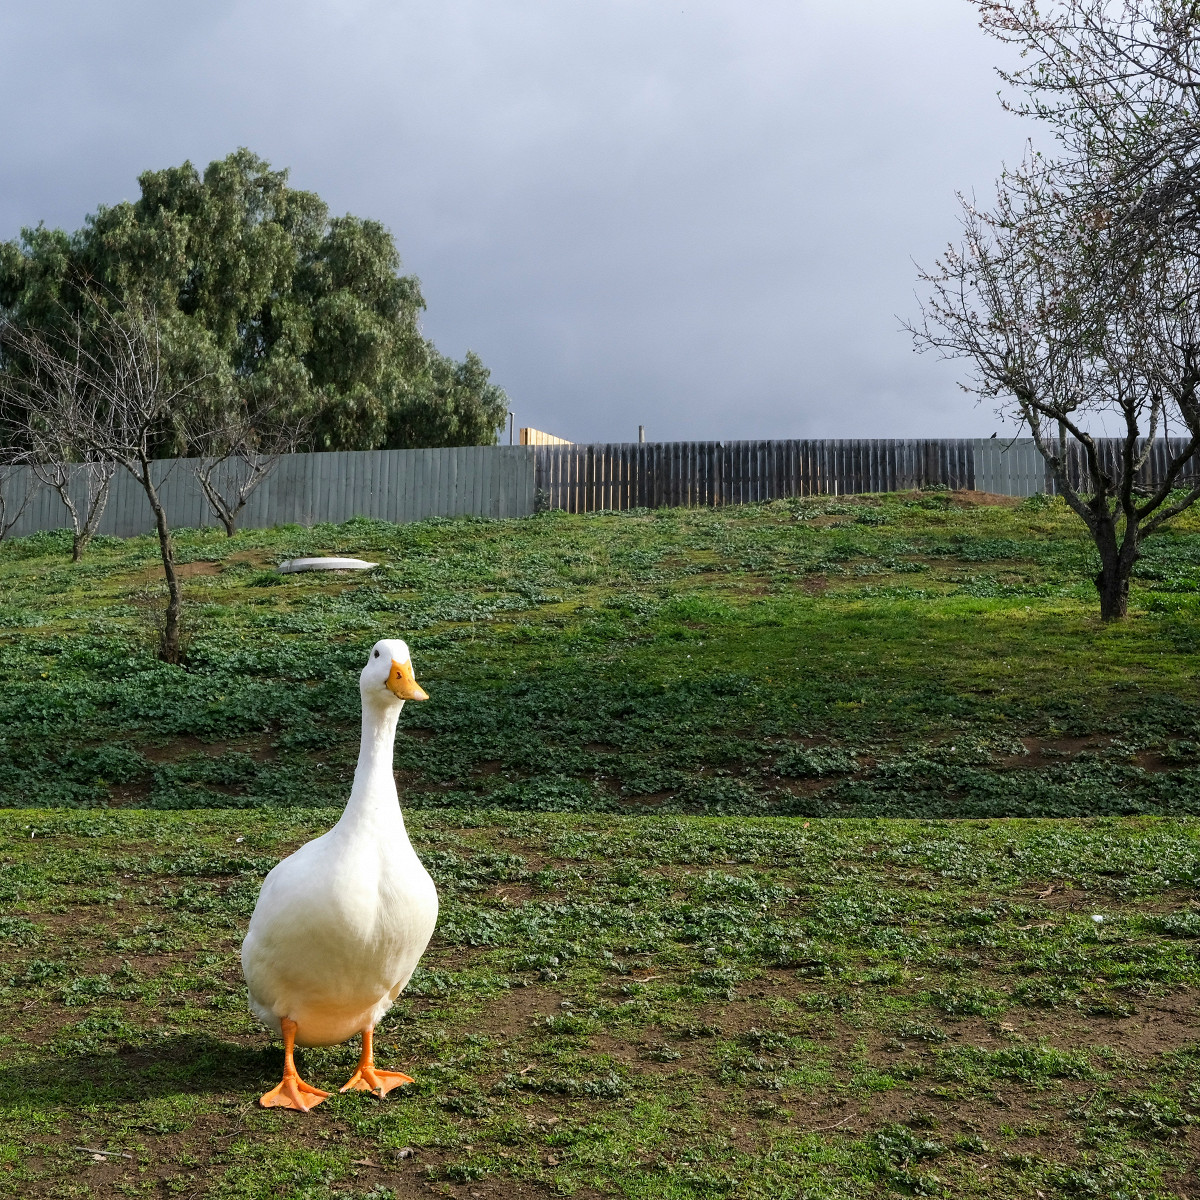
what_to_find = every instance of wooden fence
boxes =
[6,438,1199,539]
[1059,437,1200,498]
[533,437,1200,511]
[534,439,971,512]
[535,438,991,511]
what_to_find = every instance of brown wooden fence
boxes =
[1059,437,1199,497]
[533,438,1200,512]
[535,439,972,512]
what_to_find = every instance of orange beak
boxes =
[386,658,428,701]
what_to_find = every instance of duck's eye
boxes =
[373,650,380,658]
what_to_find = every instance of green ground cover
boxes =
[3,491,1200,1197]
[4,810,1200,1198]
[0,490,1198,817]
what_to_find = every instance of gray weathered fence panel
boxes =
[973,438,1043,497]
[3,446,538,539]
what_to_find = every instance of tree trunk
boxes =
[1094,561,1131,619]
[1092,518,1138,621]
[197,471,238,536]
[71,534,84,562]
[139,469,183,664]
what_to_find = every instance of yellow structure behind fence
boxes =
[520,427,572,446]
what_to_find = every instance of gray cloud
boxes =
[0,0,1028,441]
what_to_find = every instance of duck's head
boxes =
[361,638,428,709]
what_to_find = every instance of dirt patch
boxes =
[951,490,1022,508]
[138,735,277,764]
[990,735,1140,769]
[114,549,273,590]
[468,986,565,1038]
[400,727,437,742]
[1134,749,1196,772]
[488,884,533,904]
[886,489,1021,508]
[979,990,1200,1058]
[800,515,854,528]
[104,781,154,807]
[1016,735,1100,765]
[1018,883,1103,910]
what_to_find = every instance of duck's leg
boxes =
[260,1017,330,1111]
[340,1026,415,1097]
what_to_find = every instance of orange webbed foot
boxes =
[260,1074,330,1111]
[340,1065,415,1097]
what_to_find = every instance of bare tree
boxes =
[86,306,207,662]
[910,0,1200,620]
[31,454,115,561]
[0,317,116,560]
[911,177,1200,618]
[189,397,307,536]
[1,300,207,661]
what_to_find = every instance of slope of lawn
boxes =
[3,490,1200,1198]
[0,489,1198,818]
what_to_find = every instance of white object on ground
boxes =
[277,557,379,573]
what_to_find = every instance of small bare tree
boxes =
[0,317,116,560]
[86,306,207,662]
[911,0,1200,620]
[1,300,207,661]
[190,397,307,536]
[910,180,1200,618]
[31,453,115,561]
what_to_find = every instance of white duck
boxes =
[241,638,438,1111]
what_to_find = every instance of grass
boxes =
[3,489,1200,1196]
[5,810,1200,1198]
[2,489,1200,819]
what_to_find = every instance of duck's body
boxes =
[241,767,438,1046]
[240,640,437,1109]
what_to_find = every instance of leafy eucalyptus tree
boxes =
[0,149,507,452]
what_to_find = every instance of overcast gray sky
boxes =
[1,0,1028,442]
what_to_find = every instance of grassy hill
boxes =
[5,492,1200,1198]
[0,490,1198,818]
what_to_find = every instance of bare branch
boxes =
[0,316,119,559]
[187,397,309,536]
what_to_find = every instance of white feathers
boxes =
[240,643,438,1047]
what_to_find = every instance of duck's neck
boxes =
[341,702,405,829]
